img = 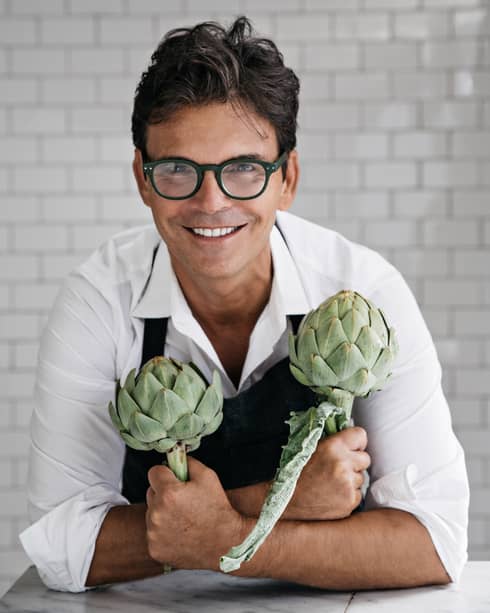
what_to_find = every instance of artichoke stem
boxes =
[321,388,354,422]
[166,442,188,482]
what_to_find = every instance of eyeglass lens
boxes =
[152,161,267,198]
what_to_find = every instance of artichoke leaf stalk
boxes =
[108,356,224,483]
[220,289,399,572]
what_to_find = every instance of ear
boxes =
[278,149,299,212]
[133,148,153,207]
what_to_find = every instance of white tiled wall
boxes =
[1,0,489,597]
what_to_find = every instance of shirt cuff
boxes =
[19,483,129,592]
[365,459,469,584]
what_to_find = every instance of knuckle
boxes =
[352,426,368,449]
[361,450,371,469]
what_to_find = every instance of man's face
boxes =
[133,102,298,286]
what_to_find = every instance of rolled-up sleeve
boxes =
[357,271,469,583]
[19,272,130,592]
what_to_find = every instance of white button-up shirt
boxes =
[19,210,469,592]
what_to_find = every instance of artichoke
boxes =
[289,289,398,420]
[109,356,223,482]
[220,289,398,572]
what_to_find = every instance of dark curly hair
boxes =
[131,16,300,164]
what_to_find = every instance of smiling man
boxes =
[20,17,469,593]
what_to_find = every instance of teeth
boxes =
[192,226,238,237]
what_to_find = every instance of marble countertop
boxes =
[0,562,488,612]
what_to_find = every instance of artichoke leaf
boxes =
[195,383,222,422]
[341,367,377,396]
[369,307,389,345]
[288,331,300,368]
[182,363,207,392]
[337,291,354,319]
[355,325,384,369]
[173,371,203,411]
[168,413,204,440]
[117,388,140,429]
[316,316,347,358]
[151,357,179,388]
[341,307,368,344]
[153,437,178,453]
[319,297,339,321]
[108,400,124,431]
[185,436,202,452]
[201,410,223,436]
[371,346,395,380]
[129,411,167,443]
[122,368,137,395]
[132,371,162,414]
[220,402,337,573]
[310,354,338,387]
[289,363,311,387]
[121,431,150,451]
[327,342,366,382]
[296,327,319,379]
[159,389,190,431]
[211,369,223,399]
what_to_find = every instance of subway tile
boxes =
[423,161,479,187]
[423,101,478,128]
[41,78,96,104]
[276,14,330,41]
[335,73,389,100]
[394,132,446,159]
[395,12,450,39]
[304,44,359,70]
[394,191,449,218]
[363,102,416,128]
[41,196,97,222]
[12,49,65,75]
[100,17,153,44]
[0,19,37,45]
[365,162,417,187]
[364,220,417,247]
[14,225,69,251]
[335,14,390,40]
[41,18,95,44]
[365,43,418,69]
[0,79,38,104]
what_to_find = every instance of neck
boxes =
[171,253,273,333]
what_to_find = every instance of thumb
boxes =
[147,463,178,489]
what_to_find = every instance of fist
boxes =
[145,456,244,570]
[283,426,370,521]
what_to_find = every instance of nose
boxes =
[191,169,232,214]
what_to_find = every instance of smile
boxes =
[186,225,246,238]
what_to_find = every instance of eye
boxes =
[171,163,193,174]
[224,162,259,174]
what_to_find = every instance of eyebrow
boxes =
[148,152,269,163]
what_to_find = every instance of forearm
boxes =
[226,481,272,517]
[231,508,451,590]
[85,503,164,587]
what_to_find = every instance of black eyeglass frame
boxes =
[142,151,288,201]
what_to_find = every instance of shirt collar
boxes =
[131,223,310,320]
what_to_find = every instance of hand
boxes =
[282,426,371,521]
[145,456,245,570]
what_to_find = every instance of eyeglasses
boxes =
[142,152,288,200]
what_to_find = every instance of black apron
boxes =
[122,314,319,499]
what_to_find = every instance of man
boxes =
[20,17,469,592]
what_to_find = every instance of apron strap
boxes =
[140,317,167,368]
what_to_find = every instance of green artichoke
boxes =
[109,356,223,482]
[220,289,398,572]
[289,289,399,420]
